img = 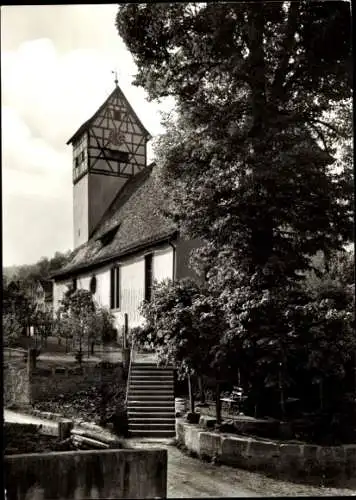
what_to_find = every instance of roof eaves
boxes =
[51,230,178,280]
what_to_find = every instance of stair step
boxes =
[131,363,174,371]
[130,379,174,384]
[129,422,175,430]
[128,394,173,399]
[128,411,175,418]
[130,384,173,390]
[129,417,175,424]
[129,430,175,438]
[128,394,174,400]
[129,388,173,393]
[128,401,175,408]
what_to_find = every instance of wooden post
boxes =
[198,376,205,404]
[58,419,73,440]
[122,313,130,373]
[188,374,195,413]
[215,381,221,424]
[27,348,37,374]
[123,313,128,348]
[279,362,285,420]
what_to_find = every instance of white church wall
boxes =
[53,245,175,339]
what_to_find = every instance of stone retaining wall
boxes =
[5,449,167,499]
[31,362,124,402]
[3,362,31,407]
[176,419,356,488]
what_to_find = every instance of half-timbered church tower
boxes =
[52,83,200,333]
[68,83,151,248]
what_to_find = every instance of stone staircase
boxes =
[127,363,175,438]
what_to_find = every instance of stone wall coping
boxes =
[176,419,356,487]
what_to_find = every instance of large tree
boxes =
[116,2,353,421]
[116,2,352,286]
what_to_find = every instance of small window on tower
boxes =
[114,110,121,121]
[75,156,80,168]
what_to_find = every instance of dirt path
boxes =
[4,410,58,428]
[127,438,356,498]
[5,411,355,497]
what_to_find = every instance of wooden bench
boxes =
[220,386,245,413]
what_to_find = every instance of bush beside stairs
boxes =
[126,363,175,438]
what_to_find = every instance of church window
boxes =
[110,266,120,309]
[144,254,153,302]
[102,148,129,163]
[90,275,97,294]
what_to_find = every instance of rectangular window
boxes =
[114,110,121,121]
[115,266,120,310]
[110,268,115,309]
[110,266,120,309]
[144,254,153,302]
[102,148,129,163]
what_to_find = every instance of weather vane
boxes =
[112,70,118,88]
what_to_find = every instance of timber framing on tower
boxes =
[68,86,152,185]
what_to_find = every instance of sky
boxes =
[1,5,173,267]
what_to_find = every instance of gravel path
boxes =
[5,411,355,497]
[127,438,356,498]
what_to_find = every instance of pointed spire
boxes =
[112,70,118,88]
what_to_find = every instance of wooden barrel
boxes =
[175,398,188,416]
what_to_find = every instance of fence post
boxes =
[27,348,37,374]
[123,313,128,348]
[122,314,130,372]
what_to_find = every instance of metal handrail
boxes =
[124,339,135,406]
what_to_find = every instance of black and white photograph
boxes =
[2,2,354,498]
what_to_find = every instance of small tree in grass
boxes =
[55,288,115,364]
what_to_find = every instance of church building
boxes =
[51,83,199,335]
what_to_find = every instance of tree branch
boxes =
[312,119,345,137]
[271,2,300,101]
[307,122,330,153]
[247,5,267,136]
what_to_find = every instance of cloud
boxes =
[1,5,174,266]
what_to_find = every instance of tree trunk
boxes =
[198,376,206,404]
[215,382,222,424]
[188,374,195,413]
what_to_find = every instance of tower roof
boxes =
[66,85,152,146]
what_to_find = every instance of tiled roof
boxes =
[66,86,151,145]
[52,165,177,279]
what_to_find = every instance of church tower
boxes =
[67,83,151,249]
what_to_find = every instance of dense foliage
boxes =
[117,3,354,439]
[4,250,71,283]
[116,3,352,287]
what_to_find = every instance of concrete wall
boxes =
[5,448,167,499]
[176,419,356,488]
[73,174,89,248]
[52,279,71,313]
[88,174,126,241]
[4,362,30,407]
[3,361,31,407]
[31,362,124,403]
